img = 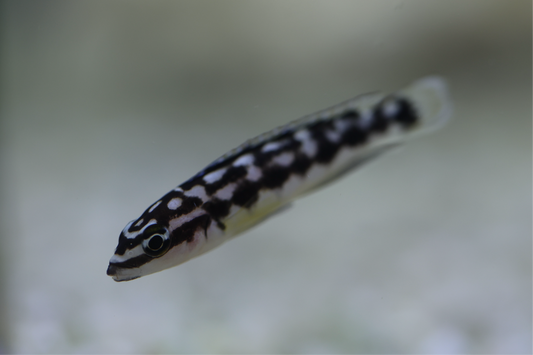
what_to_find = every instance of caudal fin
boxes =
[398,76,453,136]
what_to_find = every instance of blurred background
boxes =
[1,0,531,353]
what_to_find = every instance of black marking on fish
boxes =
[231,180,261,207]
[202,198,232,222]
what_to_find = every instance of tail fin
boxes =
[398,76,453,136]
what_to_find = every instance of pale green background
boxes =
[1,0,531,353]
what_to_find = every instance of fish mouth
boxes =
[106,264,140,282]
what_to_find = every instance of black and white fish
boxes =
[107,76,452,282]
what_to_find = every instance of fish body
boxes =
[107,76,452,282]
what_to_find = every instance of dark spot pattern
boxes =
[232,180,261,207]
[194,129,296,179]
[253,138,301,167]
[205,166,247,195]
[291,153,313,175]
[262,165,291,189]
[174,196,203,216]
[342,126,368,146]
[394,99,418,128]
[371,106,390,133]
[180,176,203,191]
[112,94,422,269]
[169,214,211,245]
[314,139,339,164]
[114,237,135,256]
[308,120,340,164]
[202,198,232,220]
[143,98,418,229]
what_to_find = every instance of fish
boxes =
[107,76,452,282]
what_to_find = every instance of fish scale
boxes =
[107,76,452,282]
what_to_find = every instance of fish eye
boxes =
[142,226,170,257]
